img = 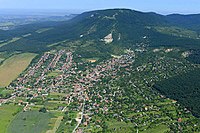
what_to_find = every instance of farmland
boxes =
[0,104,22,133]
[7,111,53,133]
[0,53,37,87]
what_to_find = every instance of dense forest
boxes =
[153,68,200,117]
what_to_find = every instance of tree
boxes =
[39,107,47,113]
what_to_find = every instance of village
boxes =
[1,46,200,132]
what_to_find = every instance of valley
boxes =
[0,8,200,133]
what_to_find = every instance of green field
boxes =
[0,104,22,133]
[7,111,53,133]
[142,124,170,133]
[0,53,37,87]
[47,71,61,77]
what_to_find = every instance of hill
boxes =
[0,9,200,55]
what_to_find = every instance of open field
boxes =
[0,104,22,133]
[7,111,53,133]
[0,53,37,87]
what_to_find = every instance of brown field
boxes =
[87,59,97,63]
[0,53,37,87]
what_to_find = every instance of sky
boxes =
[0,0,200,15]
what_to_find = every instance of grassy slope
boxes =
[7,111,53,133]
[0,53,37,87]
[0,104,22,133]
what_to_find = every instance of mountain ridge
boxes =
[0,8,200,54]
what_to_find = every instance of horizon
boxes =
[0,8,200,16]
[0,0,200,15]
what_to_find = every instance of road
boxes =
[72,101,85,133]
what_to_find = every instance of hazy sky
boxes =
[0,0,200,14]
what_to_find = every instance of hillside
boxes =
[154,68,200,117]
[166,14,200,33]
[0,9,200,54]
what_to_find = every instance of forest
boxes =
[153,68,200,117]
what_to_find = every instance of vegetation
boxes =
[141,124,169,133]
[0,104,22,133]
[187,49,200,64]
[154,26,198,39]
[0,53,37,87]
[7,111,53,133]
[1,9,200,54]
[0,88,13,98]
[154,68,200,117]
[1,9,200,133]
[56,111,78,133]
[0,37,21,48]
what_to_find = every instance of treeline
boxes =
[153,68,200,117]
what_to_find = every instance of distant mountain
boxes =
[0,9,200,54]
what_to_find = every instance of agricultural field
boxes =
[56,111,78,133]
[0,53,37,87]
[46,116,63,133]
[0,104,22,133]
[7,111,53,133]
